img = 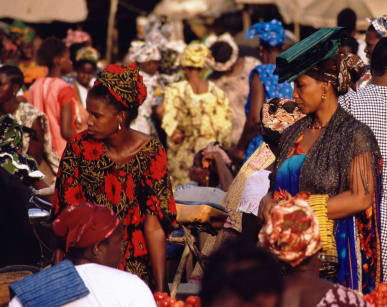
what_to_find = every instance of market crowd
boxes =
[0,8,387,307]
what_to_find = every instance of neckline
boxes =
[186,80,211,96]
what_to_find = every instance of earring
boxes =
[321,86,327,102]
[118,122,121,131]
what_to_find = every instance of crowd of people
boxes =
[0,7,387,307]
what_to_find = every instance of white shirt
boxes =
[9,263,156,307]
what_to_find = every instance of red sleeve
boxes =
[58,85,77,107]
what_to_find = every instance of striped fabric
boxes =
[9,259,89,307]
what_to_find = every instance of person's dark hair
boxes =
[200,239,284,307]
[87,84,138,124]
[75,59,97,71]
[341,36,359,54]
[69,42,87,64]
[210,41,233,64]
[367,24,382,38]
[337,8,357,34]
[37,37,67,68]
[0,65,24,88]
[371,37,387,77]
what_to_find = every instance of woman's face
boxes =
[77,62,97,88]
[0,73,16,103]
[139,60,160,76]
[98,227,123,268]
[292,75,324,115]
[86,95,120,140]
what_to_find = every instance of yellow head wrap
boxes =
[180,42,213,68]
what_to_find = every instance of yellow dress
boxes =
[162,80,232,187]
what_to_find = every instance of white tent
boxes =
[0,0,88,23]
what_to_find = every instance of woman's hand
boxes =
[258,193,277,223]
[231,147,245,164]
[171,130,185,144]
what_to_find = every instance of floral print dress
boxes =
[162,80,232,187]
[53,132,177,285]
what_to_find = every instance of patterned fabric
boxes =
[270,106,382,293]
[244,64,293,161]
[339,84,387,282]
[161,80,232,187]
[52,203,120,252]
[316,284,372,307]
[246,19,285,47]
[259,193,322,267]
[75,46,99,64]
[94,64,147,110]
[130,71,163,136]
[363,282,387,306]
[369,15,387,38]
[213,56,261,146]
[0,114,43,184]
[53,133,176,285]
[13,102,60,174]
[180,43,213,68]
[131,41,161,63]
[6,20,35,45]
[306,54,364,95]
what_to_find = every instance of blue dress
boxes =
[243,64,293,161]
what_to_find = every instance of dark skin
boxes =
[76,62,97,89]
[87,95,167,292]
[365,29,381,60]
[48,49,76,141]
[259,74,374,221]
[280,254,332,307]
[233,46,282,163]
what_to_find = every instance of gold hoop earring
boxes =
[118,122,121,131]
[321,86,327,102]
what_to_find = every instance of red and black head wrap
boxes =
[93,64,147,110]
[52,202,120,252]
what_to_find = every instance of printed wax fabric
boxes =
[244,64,293,161]
[0,114,43,185]
[161,80,232,187]
[270,106,382,293]
[53,132,177,286]
[316,284,372,307]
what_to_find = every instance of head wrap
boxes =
[130,41,161,63]
[368,14,387,38]
[306,53,365,95]
[52,202,120,252]
[159,40,186,76]
[63,29,91,47]
[94,64,147,109]
[0,115,43,184]
[262,98,305,134]
[205,33,239,72]
[246,19,285,47]
[75,46,99,64]
[180,42,213,68]
[259,192,322,267]
[275,27,347,83]
[6,20,35,46]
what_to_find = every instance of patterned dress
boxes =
[53,132,177,285]
[162,80,232,187]
[244,64,293,161]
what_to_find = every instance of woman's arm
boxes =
[202,151,233,191]
[60,102,76,140]
[144,214,166,292]
[327,151,374,219]
[233,72,265,161]
[27,118,44,165]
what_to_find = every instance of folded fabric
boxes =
[274,27,346,83]
[9,259,90,307]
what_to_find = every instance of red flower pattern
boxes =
[149,148,167,180]
[132,230,148,257]
[64,185,86,205]
[81,140,104,161]
[125,174,135,202]
[104,173,122,205]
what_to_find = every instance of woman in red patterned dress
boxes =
[53,64,177,291]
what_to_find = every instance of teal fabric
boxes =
[274,27,346,83]
[274,154,306,195]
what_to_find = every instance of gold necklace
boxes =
[311,122,326,130]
